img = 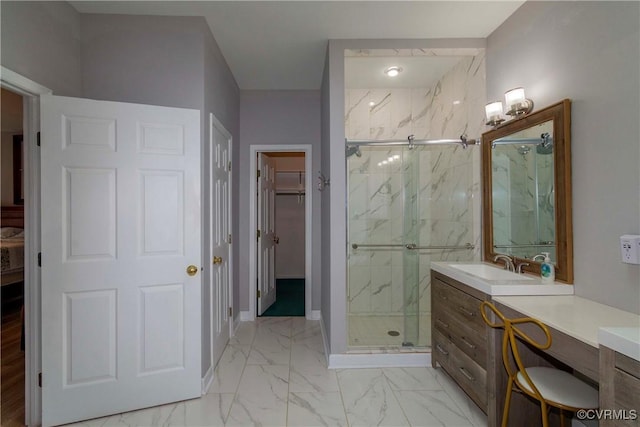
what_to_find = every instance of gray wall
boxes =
[238,90,322,313]
[487,1,640,314]
[1,1,83,96]
[81,14,206,111]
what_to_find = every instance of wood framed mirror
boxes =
[482,99,573,283]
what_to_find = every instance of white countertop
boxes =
[599,327,640,361]
[431,262,574,296]
[493,295,640,360]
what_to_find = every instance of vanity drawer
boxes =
[433,328,487,410]
[432,328,455,369]
[432,279,485,335]
[433,307,487,367]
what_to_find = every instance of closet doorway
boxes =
[249,146,312,319]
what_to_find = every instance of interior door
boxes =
[257,153,276,315]
[209,114,231,366]
[40,95,201,426]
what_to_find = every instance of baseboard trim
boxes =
[232,315,241,337]
[240,311,253,322]
[318,312,331,366]
[328,352,431,369]
[201,364,214,395]
[307,310,321,320]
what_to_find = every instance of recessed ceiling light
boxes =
[384,66,402,77]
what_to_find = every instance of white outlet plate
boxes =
[620,235,640,264]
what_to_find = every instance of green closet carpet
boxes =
[261,278,305,317]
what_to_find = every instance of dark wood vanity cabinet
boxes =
[431,270,490,411]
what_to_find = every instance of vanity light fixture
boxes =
[485,101,505,127]
[504,87,534,117]
[384,66,402,77]
[368,101,376,107]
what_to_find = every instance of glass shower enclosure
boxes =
[346,140,477,350]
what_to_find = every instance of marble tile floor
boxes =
[70,317,487,427]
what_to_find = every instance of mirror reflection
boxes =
[491,120,556,261]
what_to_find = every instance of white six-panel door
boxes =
[257,153,276,315]
[40,95,201,426]
[209,114,231,366]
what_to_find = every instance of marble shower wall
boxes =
[346,53,485,332]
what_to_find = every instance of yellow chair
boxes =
[480,301,598,427]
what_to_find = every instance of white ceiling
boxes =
[69,1,524,90]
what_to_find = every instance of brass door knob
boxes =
[186,265,198,276]
[213,256,223,265]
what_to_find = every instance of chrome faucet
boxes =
[493,254,515,272]
[516,262,530,274]
[532,254,546,262]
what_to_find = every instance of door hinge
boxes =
[229,307,232,318]
[38,252,42,267]
[257,229,261,240]
[37,131,41,147]
[38,372,42,387]
[228,161,232,172]
[257,169,261,180]
[228,234,232,244]
[257,290,261,298]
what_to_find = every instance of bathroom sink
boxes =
[431,262,574,296]
[447,263,534,281]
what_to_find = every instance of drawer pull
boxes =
[436,318,449,329]
[458,367,476,382]
[436,344,449,356]
[460,337,476,349]
[458,306,475,317]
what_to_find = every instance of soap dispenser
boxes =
[540,252,555,283]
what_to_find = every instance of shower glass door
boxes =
[347,143,475,350]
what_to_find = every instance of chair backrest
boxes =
[480,301,553,401]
